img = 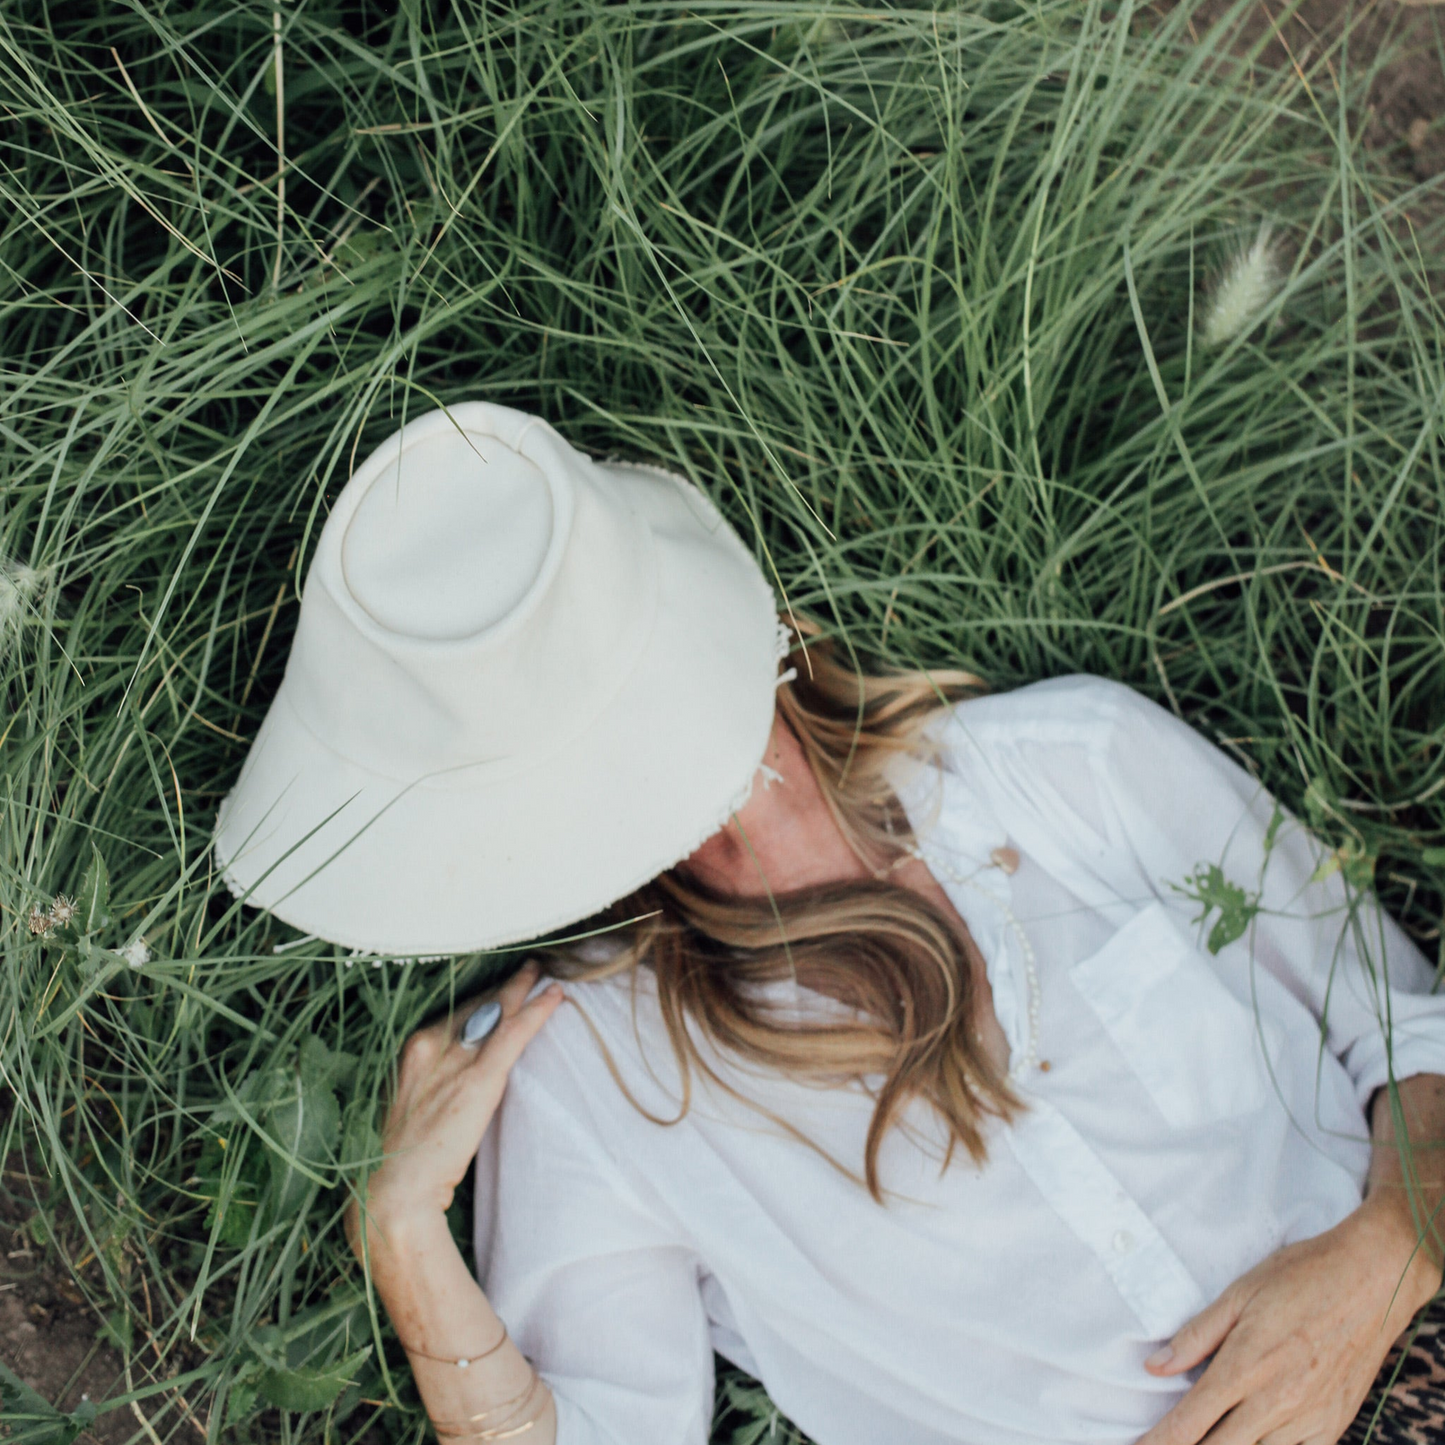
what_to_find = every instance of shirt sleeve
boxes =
[472,1018,715,1445]
[1088,678,1445,1113]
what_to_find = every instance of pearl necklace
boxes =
[901,842,1042,1082]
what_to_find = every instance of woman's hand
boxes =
[345,959,564,1262]
[1136,1196,1442,1445]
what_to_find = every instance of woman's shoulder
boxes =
[920,671,1167,762]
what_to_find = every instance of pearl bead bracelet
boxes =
[400,1320,510,1369]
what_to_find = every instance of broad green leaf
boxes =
[249,1322,292,1372]
[299,1034,358,1092]
[258,1347,371,1412]
[1204,895,1253,953]
[253,1288,369,1360]
[340,1109,382,1172]
[76,844,111,933]
[267,1058,343,1218]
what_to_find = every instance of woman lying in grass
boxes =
[217,403,1445,1445]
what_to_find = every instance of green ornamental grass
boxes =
[0,0,1442,1439]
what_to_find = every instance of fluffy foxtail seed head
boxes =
[0,555,39,637]
[1201,220,1282,346]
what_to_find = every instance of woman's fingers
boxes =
[1135,1361,1243,1445]
[369,972,565,1220]
[444,959,545,1046]
[1147,1286,1246,1375]
[473,980,565,1075]
[1193,1397,1277,1445]
[496,956,544,1015]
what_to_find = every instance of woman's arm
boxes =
[346,961,566,1444]
[362,1210,554,1442]
[1060,683,1445,1445]
[1136,1072,1445,1445]
[1363,1071,1445,1289]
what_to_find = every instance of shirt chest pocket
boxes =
[1069,901,1272,1129]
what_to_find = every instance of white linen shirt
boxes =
[472,675,1445,1445]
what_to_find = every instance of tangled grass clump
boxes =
[0,0,1442,1439]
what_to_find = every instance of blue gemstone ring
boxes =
[459,999,503,1048]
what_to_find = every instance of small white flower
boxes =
[48,894,77,929]
[120,937,151,968]
[1201,220,1283,346]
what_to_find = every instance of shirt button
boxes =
[1112,1229,1135,1255]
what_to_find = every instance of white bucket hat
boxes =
[213,401,789,956]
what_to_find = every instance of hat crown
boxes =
[281,404,656,782]
[341,430,555,642]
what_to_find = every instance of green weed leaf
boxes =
[299,1034,359,1092]
[197,1135,269,1248]
[77,844,111,933]
[97,1308,133,1354]
[1262,801,1286,856]
[267,1045,346,1217]
[1340,840,1377,889]
[1307,839,1375,889]
[1169,863,1261,955]
[224,1378,260,1430]
[0,1357,99,1443]
[1303,778,1331,827]
[258,1347,371,1412]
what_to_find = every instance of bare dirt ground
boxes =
[1,3,1440,1440]
[1187,0,1445,184]
[0,1155,176,1444]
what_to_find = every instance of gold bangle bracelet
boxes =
[432,1374,549,1441]
[428,1372,538,1432]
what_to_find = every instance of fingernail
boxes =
[1145,1345,1174,1370]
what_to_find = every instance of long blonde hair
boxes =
[540,613,1021,1203]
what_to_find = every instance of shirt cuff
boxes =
[1341,997,1445,1114]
